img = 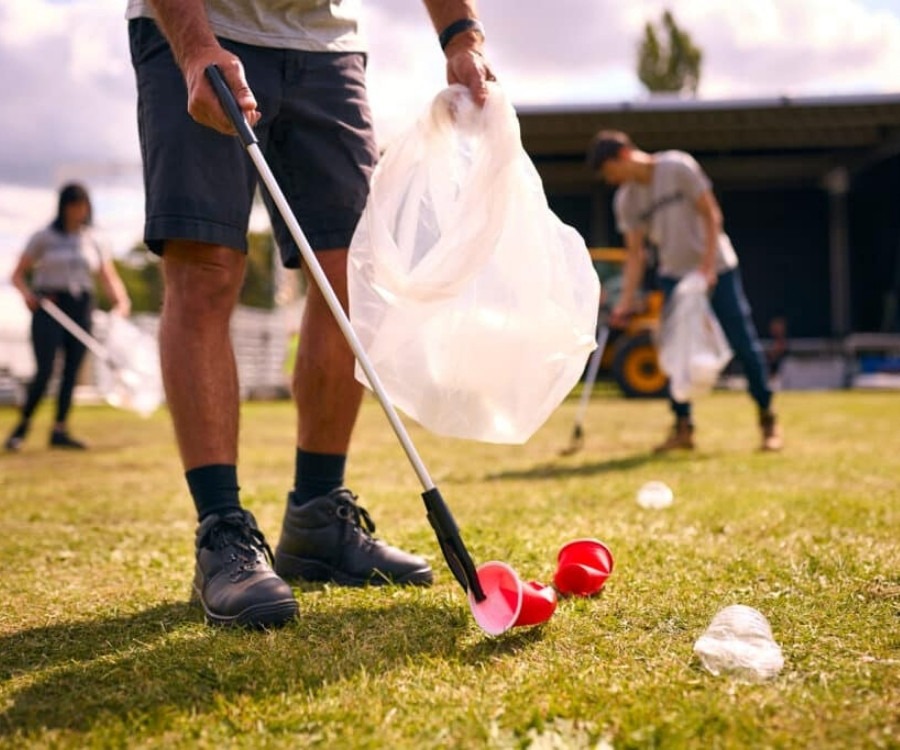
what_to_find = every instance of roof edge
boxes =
[515,91,900,115]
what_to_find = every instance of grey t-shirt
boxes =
[125,0,365,52]
[613,151,738,278]
[24,226,110,296]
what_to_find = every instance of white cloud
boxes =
[673,0,900,96]
[0,0,899,266]
[0,1,138,180]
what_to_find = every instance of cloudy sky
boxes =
[1,0,899,280]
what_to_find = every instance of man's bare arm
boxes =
[611,228,647,326]
[695,190,723,287]
[149,0,260,134]
[421,0,494,104]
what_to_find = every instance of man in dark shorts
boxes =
[127,0,495,628]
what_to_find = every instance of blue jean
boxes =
[659,268,772,419]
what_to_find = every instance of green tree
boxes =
[637,9,702,95]
[111,231,280,313]
[242,231,277,309]
[112,246,163,314]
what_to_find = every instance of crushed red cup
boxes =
[468,561,558,635]
[553,538,614,597]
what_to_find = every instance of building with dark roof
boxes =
[519,92,900,339]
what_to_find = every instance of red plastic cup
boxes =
[468,561,558,635]
[553,538,614,597]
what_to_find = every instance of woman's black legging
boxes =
[20,292,93,425]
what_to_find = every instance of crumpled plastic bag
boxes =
[693,604,785,681]
[93,312,163,417]
[348,84,599,443]
[657,271,732,402]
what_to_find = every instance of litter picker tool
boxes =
[40,298,162,417]
[560,323,609,456]
[205,65,485,602]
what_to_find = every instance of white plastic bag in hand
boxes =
[93,312,163,417]
[348,84,599,443]
[657,271,732,402]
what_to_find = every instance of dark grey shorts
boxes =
[128,18,378,267]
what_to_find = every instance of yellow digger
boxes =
[590,247,667,399]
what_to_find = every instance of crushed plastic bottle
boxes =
[693,604,785,681]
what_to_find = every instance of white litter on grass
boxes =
[694,604,785,681]
[636,480,674,509]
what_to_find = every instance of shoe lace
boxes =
[202,513,275,572]
[334,493,377,538]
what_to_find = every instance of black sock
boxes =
[186,464,241,521]
[293,449,346,504]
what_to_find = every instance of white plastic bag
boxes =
[348,85,599,443]
[657,272,732,402]
[93,312,164,417]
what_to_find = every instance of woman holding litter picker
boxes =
[4,182,131,452]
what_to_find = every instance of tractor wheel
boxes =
[612,329,668,399]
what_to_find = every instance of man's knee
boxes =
[162,240,247,316]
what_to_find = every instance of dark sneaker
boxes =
[274,488,433,587]
[192,509,299,629]
[759,410,784,452]
[49,430,87,450]
[4,424,26,452]
[653,417,695,453]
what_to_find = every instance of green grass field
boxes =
[1,390,898,749]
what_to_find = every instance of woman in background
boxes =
[4,183,131,451]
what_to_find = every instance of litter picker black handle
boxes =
[424,488,485,601]
[205,65,258,148]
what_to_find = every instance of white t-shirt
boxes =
[24,226,110,296]
[125,0,365,52]
[614,151,738,278]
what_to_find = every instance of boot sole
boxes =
[274,553,433,587]
[653,444,695,454]
[191,587,299,629]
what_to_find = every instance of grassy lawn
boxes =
[0,389,897,749]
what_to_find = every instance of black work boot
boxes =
[49,429,87,450]
[274,488,433,587]
[192,509,299,628]
[4,422,27,452]
[759,409,784,452]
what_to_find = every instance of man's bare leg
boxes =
[293,248,362,454]
[274,248,433,587]
[160,241,245,470]
[161,239,298,627]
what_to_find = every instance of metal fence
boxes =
[0,305,299,406]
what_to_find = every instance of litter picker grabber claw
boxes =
[205,65,485,602]
[560,324,609,456]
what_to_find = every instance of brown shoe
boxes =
[759,410,783,452]
[654,417,695,453]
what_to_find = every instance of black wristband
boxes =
[438,18,485,51]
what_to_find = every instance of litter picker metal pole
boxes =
[560,324,609,455]
[205,65,485,601]
[40,298,114,365]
